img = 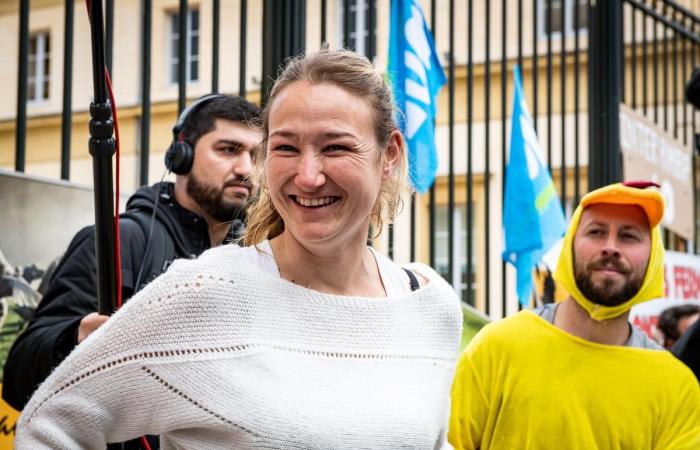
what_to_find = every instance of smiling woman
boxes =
[14,49,462,449]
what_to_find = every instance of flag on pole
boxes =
[503,66,567,306]
[387,0,446,193]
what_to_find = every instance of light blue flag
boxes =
[387,0,446,193]
[503,66,567,306]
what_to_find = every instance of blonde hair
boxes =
[243,49,409,246]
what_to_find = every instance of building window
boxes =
[338,0,375,57]
[540,0,588,36]
[168,8,199,83]
[435,205,476,304]
[28,31,50,102]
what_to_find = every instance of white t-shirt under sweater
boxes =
[16,243,463,450]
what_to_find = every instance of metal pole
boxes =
[588,0,623,189]
[178,0,187,114]
[88,0,117,315]
[139,0,152,186]
[61,0,74,180]
[239,0,247,97]
[15,0,30,172]
[212,0,220,93]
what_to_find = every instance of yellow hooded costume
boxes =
[449,182,700,450]
[554,182,665,320]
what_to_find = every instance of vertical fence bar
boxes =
[533,0,539,132]
[560,0,567,212]
[574,0,581,204]
[368,0,376,59]
[588,0,623,188]
[321,0,327,44]
[643,8,648,115]
[105,0,114,74]
[61,0,74,180]
[621,2,626,104]
[663,5,669,131]
[546,0,553,172]
[239,0,247,97]
[501,0,508,317]
[681,20,688,146]
[653,9,659,122]
[343,0,351,49]
[632,7,637,109]
[672,13,679,139]
[178,0,188,114]
[139,0,152,186]
[484,0,491,315]
[429,0,437,269]
[516,0,524,310]
[466,0,474,306]
[212,0,220,93]
[517,0,523,70]
[15,0,30,172]
[447,0,455,288]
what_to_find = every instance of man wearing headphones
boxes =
[3,95,261,425]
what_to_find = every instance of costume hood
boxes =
[553,182,665,321]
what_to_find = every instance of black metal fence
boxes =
[8,0,700,318]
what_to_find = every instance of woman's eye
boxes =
[273,145,297,152]
[325,144,348,152]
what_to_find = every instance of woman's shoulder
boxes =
[169,241,276,278]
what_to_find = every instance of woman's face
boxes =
[266,81,399,250]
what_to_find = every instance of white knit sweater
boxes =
[16,244,462,449]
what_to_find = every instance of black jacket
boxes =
[672,318,700,382]
[3,182,240,414]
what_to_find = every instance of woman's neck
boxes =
[269,233,386,297]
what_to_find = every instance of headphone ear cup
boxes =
[164,141,194,175]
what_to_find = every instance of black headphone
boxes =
[164,94,225,174]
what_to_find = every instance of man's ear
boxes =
[382,130,404,180]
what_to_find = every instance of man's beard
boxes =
[186,173,249,223]
[574,256,644,307]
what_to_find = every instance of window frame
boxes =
[167,7,200,85]
[538,0,588,39]
[28,30,51,103]
[336,0,374,57]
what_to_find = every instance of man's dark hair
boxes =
[181,95,261,146]
[658,304,700,342]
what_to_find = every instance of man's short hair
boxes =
[658,304,700,342]
[181,96,261,146]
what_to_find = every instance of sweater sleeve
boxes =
[448,329,494,450]
[14,260,194,449]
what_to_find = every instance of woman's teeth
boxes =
[295,196,338,207]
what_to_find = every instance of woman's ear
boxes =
[382,130,404,180]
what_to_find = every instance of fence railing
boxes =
[5,0,700,318]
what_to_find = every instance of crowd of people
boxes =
[3,49,699,449]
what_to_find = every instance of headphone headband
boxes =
[166,93,226,175]
[172,94,226,136]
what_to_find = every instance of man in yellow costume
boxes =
[449,181,700,449]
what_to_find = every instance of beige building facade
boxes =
[1,0,698,317]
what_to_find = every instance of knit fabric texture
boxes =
[16,244,463,449]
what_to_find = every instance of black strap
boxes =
[403,268,419,291]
